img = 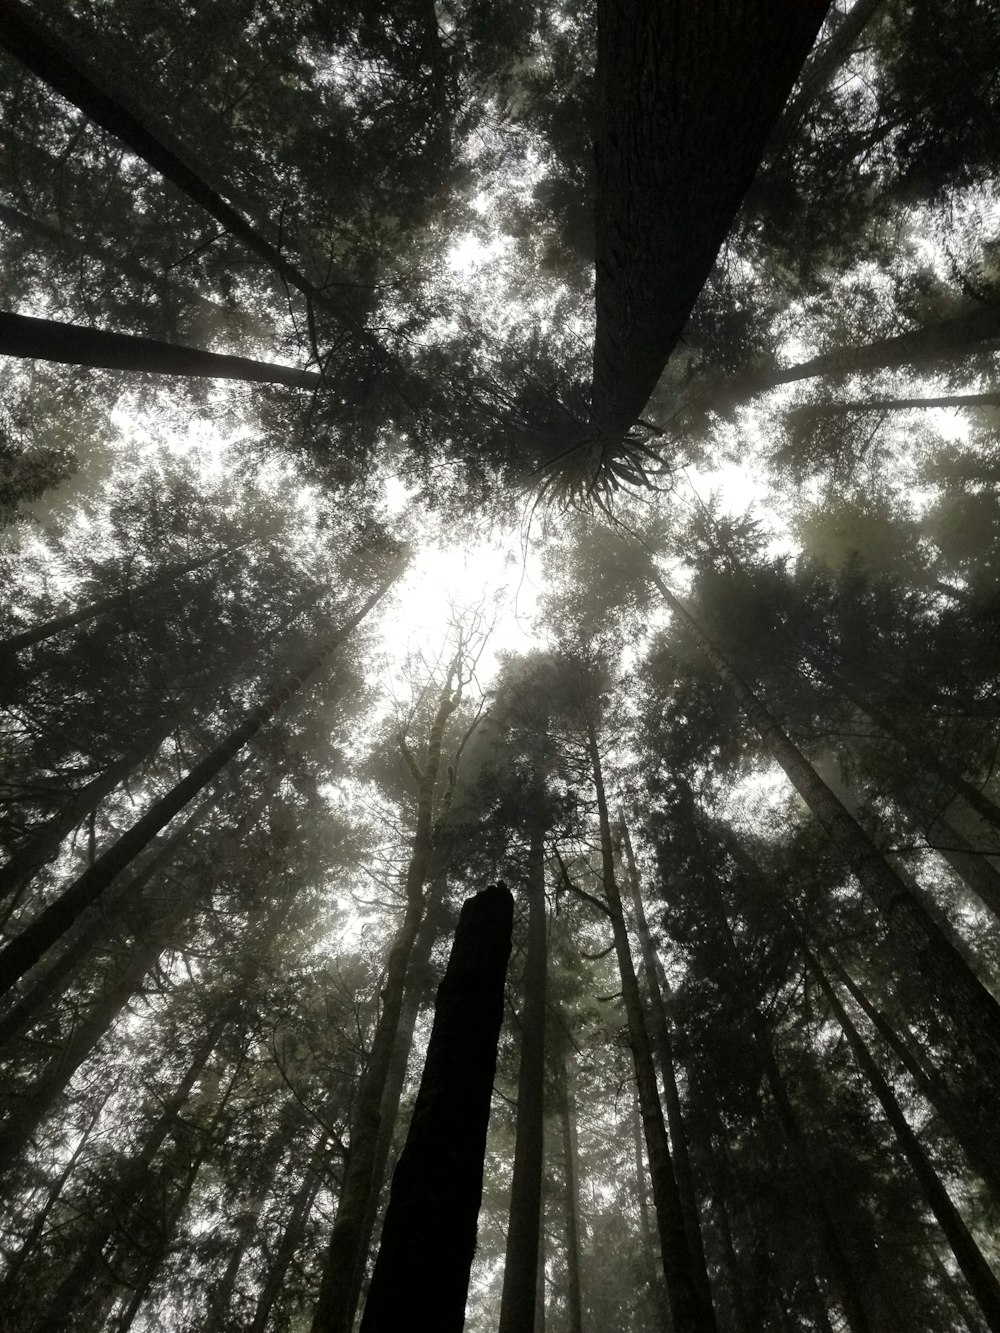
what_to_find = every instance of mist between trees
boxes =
[2,0,1000,1330]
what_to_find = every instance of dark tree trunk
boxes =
[650,572,1000,1196]
[586,719,708,1333]
[356,883,514,1333]
[619,818,715,1325]
[711,1183,752,1333]
[0,543,244,654]
[0,569,399,999]
[248,1137,328,1333]
[806,947,1000,1331]
[499,821,549,1333]
[0,310,321,387]
[312,664,461,1333]
[558,1035,585,1333]
[591,0,829,437]
[789,390,1000,419]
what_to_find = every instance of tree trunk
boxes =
[0,568,399,999]
[248,1136,328,1333]
[356,883,514,1333]
[591,0,829,438]
[0,310,321,387]
[34,1011,229,1333]
[619,818,715,1325]
[586,718,707,1333]
[650,571,1000,1195]
[499,820,549,1333]
[789,390,1000,419]
[710,1183,751,1333]
[558,1035,585,1333]
[311,662,461,1333]
[0,543,245,655]
[806,946,1000,1331]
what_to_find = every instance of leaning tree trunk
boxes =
[558,1032,586,1333]
[591,0,829,439]
[805,946,1000,1332]
[356,883,514,1333]
[649,570,1000,1195]
[0,567,400,999]
[619,818,715,1325]
[586,718,709,1333]
[311,663,461,1333]
[0,542,246,654]
[248,1136,329,1333]
[498,818,549,1333]
[926,812,1000,923]
[0,311,321,387]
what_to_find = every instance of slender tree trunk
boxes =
[558,1034,585,1333]
[0,310,321,387]
[619,818,715,1325]
[649,571,1000,1190]
[248,1136,329,1333]
[585,718,707,1333]
[632,1093,653,1253]
[710,1183,751,1333]
[357,883,514,1333]
[0,543,245,654]
[929,815,1000,921]
[0,568,399,999]
[499,819,549,1333]
[311,662,460,1333]
[790,390,1000,419]
[805,946,1000,1331]
[34,1011,229,1333]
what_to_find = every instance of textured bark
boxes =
[620,818,715,1326]
[0,544,243,654]
[807,948,1000,1332]
[312,664,461,1333]
[248,1137,328,1333]
[651,572,1000,1192]
[586,719,707,1332]
[558,1037,585,1333]
[0,569,399,999]
[0,310,321,387]
[357,883,514,1333]
[592,0,829,436]
[498,821,548,1333]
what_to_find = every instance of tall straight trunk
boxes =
[0,310,321,387]
[312,662,461,1333]
[1,543,245,654]
[632,1093,653,1254]
[789,390,1000,419]
[649,571,1000,1191]
[357,883,514,1333]
[828,953,1000,1202]
[558,1036,585,1333]
[34,1012,229,1333]
[619,818,715,1325]
[711,1184,751,1333]
[499,820,549,1333]
[806,947,1000,1331]
[591,0,829,437]
[0,0,342,315]
[248,1137,328,1333]
[585,719,707,1333]
[0,568,399,999]
[929,814,1000,921]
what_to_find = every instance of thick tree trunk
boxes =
[591,0,829,437]
[0,543,244,654]
[619,818,715,1325]
[806,947,1000,1331]
[312,665,460,1333]
[499,820,549,1333]
[586,719,707,1333]
[248,1137,328,1333]
[357,883,514,1333]
[34,1012,229,1332]
[0,310,321,387]
[650,571,1000,1193]
[558,1036,585,1333]
[0,569,399,999]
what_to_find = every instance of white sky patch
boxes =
[446,231,512,274]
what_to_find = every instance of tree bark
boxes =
[0,568,399,999]
[499,820,549,1333]
[558,1034,585,1333]
[0,310,321,387]
[356,883,514,1333]
[649,570,1000,1195]
[806,946,1000,1332]
[592,0,829,437]
[311,661,461,1333]
[586,718,707,1332]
